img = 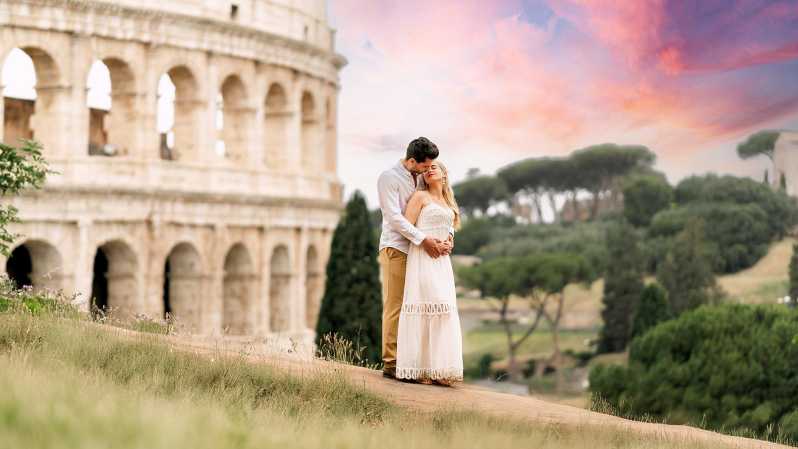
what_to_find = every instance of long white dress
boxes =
[396,202,464,382]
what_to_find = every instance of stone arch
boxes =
[90,239,138,319]
[222,243,256,335]
[264,82,289,168]
[217,75,251,163]
[301,90,321,169]
[85,57,137,157]
[269,244,292,332]
[158,65,200,161]
[305,245,323,329]
[163,242,204,332]
[1,46,64,150]
[5,239,63,291]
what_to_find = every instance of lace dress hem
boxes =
[395,367,464,381]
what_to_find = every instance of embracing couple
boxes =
[377,137,463,386]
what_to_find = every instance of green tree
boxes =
[597,220,644,353]
[622,174,672,227]
[649,202,770,273]
[1,140,49,256]
[452,175,509,216]
[571,144,656,220]
[315,191,382,364]
[451,215,515,255]
[736,129,780,162]
[656,219,720,316]
[459,253,594,384]
[630,283,669,339]
[590,304,798,441]
[674,174,797,240]
[790,243,798,302]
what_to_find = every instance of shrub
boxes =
[590,304,798,441]
[622,175,672,227]
[649,202,770,273]
[631,283,670,339]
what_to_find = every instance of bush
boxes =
[0,276,78,318]
[590,304,798,442]
[674,174,797,239]
[622,175,672,227]
[452,215,515,255]
[631,283,669,339]
[649,202,770,273]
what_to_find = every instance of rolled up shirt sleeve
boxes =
[378,173,426,246]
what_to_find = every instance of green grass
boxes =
[0,283,769,449]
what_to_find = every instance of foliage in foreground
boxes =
[0,140,50,256]
[0,287,747,449]
[589,304,798,443]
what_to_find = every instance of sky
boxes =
[329,0,798,206]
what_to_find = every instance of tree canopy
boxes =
[736,130,780,161]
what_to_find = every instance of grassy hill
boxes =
[0,288,788,448]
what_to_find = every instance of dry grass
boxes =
[0,297,770,449]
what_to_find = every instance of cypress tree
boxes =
[315,191,382,363]
[789,243,798,304]
[631,283,670,339]
[656,218,719,316]
[596,220,644,353]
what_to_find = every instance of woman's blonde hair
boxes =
[435,161,461,230]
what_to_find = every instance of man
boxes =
[377,136,452,379]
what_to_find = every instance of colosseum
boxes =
[0,0,345,349]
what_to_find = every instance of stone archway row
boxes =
[3,238,325,336]
[1,45,336,169]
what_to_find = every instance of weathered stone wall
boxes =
[0,0,344,348]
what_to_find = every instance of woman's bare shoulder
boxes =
[408,190,431,204]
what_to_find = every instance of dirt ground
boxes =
[133,329,791,449]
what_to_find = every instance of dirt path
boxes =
[124,330,792,449]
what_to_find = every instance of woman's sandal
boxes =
[433,379,455,387]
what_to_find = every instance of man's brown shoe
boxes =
[382,367,396,379]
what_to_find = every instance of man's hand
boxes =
[421,237,443,258]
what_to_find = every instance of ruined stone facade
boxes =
[0,0,345,348]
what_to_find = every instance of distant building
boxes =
[772,131,798,196]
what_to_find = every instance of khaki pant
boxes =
[378,247,407,369]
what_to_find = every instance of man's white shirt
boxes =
[377,161,426,254]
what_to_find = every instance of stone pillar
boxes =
[70,35,91,160]
[286,87,303,174]
[145,216,164,319]
[208,224,226,335]
[75,218,93,313]
[294,226,309,332]
[141,45,160,162]
[258,227,271,335]
[32,86,75,160]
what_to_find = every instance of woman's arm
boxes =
[404,191,429,225]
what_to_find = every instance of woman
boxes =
[396,161,463,386]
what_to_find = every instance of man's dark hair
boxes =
[405,137,439,163]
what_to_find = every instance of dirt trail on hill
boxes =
[100,327,789,449]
